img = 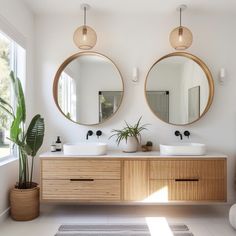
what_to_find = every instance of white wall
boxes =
[34,11,236,203]
[0,0,35,219]
[0,160,17,222]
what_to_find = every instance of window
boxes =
[0,30,26,159]
[58,72,77,121]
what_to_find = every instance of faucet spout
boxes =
[175,130,183,140]
[86,130,93,140]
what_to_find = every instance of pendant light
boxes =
[73,4,97,50]
[169,5,193,50]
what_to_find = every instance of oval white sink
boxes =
[160,143,206,156]
[63,142,107,156]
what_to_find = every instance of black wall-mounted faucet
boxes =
[86,130,93,140]
[96,130,102,138]
[184,130,190,138]
[175,130,183,140]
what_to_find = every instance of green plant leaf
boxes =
[25,114,45,157]
[8,72,27,145]
[109,116,149,146]
[10,72,26,123]
[134,116,142,129]
[10,106,22,145]
[22,143,33,156]
[16,77,26,123]
[0,97,13,112]
[4,71,45,188]
[0,104,14,118]
[0,96,14,119]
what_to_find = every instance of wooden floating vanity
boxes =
[40,151,227,203]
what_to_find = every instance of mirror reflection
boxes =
[54,53,123,125]
[145,53,213,125]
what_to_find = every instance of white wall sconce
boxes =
[219,68,226,85]
[132,67,139,82]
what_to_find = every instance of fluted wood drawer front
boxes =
[123,161,149,201]
[150,179,226,201]
[42,160,121,179]
[42,179,120,201]
[150,160,226,180]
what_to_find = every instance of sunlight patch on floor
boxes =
[146,217,173,236]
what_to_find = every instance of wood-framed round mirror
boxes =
[53,52,124,125]
[145,52,214,125]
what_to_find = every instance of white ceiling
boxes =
[22,0,236,15]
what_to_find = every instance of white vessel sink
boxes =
[160,143,206,156]
[63,142,107,156]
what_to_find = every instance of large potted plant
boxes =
[0,72,45,221]
[110,117,148,153]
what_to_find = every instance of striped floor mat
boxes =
[55,224,194,236]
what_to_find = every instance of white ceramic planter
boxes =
[122,136,139,153]
[229,204,236,229]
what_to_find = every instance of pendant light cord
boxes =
[179,8,182,27]
[84,6,87,26]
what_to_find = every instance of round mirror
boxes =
[145,52,214,125]
[53,52,124,125]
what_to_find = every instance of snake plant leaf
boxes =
[25,114,45,157]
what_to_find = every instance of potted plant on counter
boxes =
[109,117,148,153]
[0,72,45,221]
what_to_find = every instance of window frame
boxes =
[0,27,26,161]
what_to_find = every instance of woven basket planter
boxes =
[10,184,39,221]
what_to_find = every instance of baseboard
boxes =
[0,208,10,224]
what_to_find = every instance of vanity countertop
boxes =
[39,150,227,159]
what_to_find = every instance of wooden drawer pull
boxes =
[70,179,94,182]
[175,178,199,182]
